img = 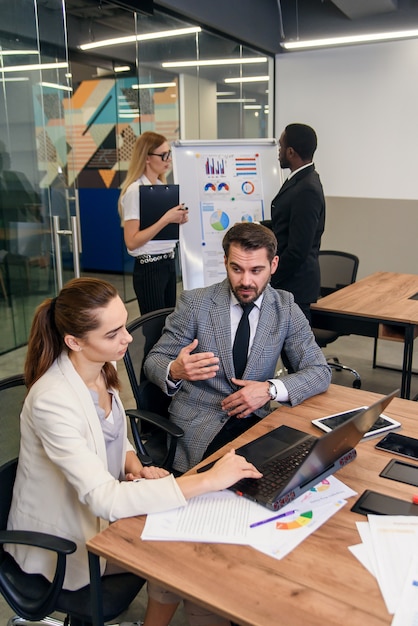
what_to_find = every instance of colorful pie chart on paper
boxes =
[217,182,230,191]
[310,479,330,492]
[204,182,216,192]
[210,210,230,231]
[241,180,255,194]
[276,510,313,530]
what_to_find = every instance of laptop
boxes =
[200,389,399,511]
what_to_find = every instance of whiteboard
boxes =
[172,139,280,290]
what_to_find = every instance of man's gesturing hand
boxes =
[169,339,220,382]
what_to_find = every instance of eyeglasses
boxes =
[148,150,172,162]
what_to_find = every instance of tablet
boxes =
[312,407,401,439]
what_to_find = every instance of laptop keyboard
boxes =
[234,438,314,498]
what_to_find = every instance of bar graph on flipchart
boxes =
[172,139,279,289]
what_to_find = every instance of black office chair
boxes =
[312,251,362,389]
[123,307,184,472]
[0,374,145,626]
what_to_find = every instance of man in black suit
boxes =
[267,123,325,324]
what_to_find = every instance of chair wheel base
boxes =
[326,358,362,390]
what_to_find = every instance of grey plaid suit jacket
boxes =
[144,279,331,472]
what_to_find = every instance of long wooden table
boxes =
[311,271,418,399]
[87,384,418,626]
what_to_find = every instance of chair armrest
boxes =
[0,530,76,554]
[126,409,184,471]
[0,530,76,620]
[125,408,184,438]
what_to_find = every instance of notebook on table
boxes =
[199,389,399,511]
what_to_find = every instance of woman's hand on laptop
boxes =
[205,449,262,490]
[177,450,262,499]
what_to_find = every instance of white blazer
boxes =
[7,352,186,590]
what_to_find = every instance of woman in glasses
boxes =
[118,131,188,314]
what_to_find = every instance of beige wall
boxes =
[322,197,418,279]
[275,38,418,280]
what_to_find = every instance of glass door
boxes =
[0,0,78,355]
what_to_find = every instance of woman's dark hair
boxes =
[25,277,120,390]
[222,222,278,263]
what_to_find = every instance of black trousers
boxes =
[133,256,176,315]
[202,413,261,460]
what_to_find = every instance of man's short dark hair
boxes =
[222,222,277,263]
[284,123,317,161]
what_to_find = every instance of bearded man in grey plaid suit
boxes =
[144,222,331,474]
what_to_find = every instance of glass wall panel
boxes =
[0,0,275,357]
[67,3,274,304]
[0,0,70,355]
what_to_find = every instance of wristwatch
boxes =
[267,380,277,401]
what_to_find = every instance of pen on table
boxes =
[249,509,296,528]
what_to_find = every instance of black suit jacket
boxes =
[267,164,325,305]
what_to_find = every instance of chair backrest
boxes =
[123,308,174,416]
[0,373,145,623]
[0,374,26,533]
[318,250,359,297]
[0,374,26,467]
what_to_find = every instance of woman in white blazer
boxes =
[6,277,261,626]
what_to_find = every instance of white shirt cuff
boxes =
[269,379,289,402]
[166,361,182,389]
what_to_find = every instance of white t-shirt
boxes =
[121,174,177,257]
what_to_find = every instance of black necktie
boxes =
[233,303,255,379]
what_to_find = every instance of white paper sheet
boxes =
[141,476,355,561]
[349,521,378,577]
[368,515,418,614]
[142,490,267,543]
[349,545,376,579]
[392,554,418,625]
[249,499,347,560]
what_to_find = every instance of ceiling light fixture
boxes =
[216,98,256,103]
[0,50,38,56]
[224,75,270,84]
[162,57,267,68]
[0,61,68,73]
[281,29,418,50]
[0,77,29,82]
[80,27,201,51]
[132,82,176,89]
[114,66,131,73]
[39,81,72,92]
[244,105,262,110]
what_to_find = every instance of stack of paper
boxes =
[349,515,418,625]
[142,475,357,560]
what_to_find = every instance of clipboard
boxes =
[139,184,179,240]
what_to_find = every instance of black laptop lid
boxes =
[284,388,399,493]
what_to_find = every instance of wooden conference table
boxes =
[311,271,418,399]
[87,384,418,626]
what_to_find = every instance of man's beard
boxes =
[229,277,270,305]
